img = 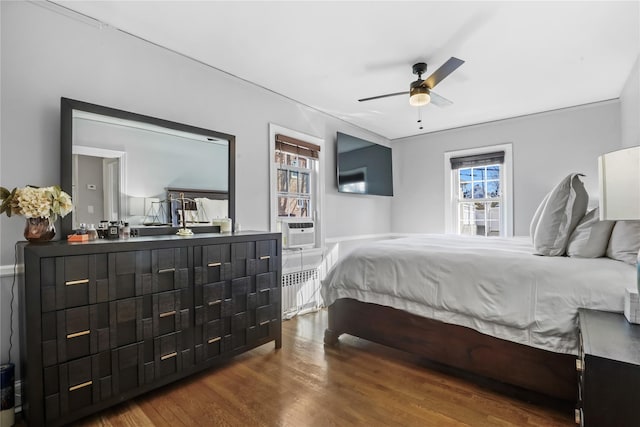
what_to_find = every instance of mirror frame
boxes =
[60,97,236,237]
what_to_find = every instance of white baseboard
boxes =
[15,380,22,413]
[325,232,399,244]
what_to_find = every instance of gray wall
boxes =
[391,100,622,235]
[621,55,640,148]
[0,2,391,370]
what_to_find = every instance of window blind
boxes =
[450,151,504,170]
[276,134,320,159]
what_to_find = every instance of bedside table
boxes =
[577,308,640,427]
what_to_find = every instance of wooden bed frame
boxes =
[324,298,577,401]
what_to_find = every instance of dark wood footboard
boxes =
[325,298,577,401]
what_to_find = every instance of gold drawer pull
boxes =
[576,359,584,372]
[69,380,92,392]
[208,337,221,344]
[207,262,222,267]
[259,320,269,326]
[159,310,176,318]
[161,352,177,361]
[65,278,89,286]
[66,330,90,339]
[158,268,176,274]
[259,255,270,260]
[207,299,222,306]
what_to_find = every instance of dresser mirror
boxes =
[60,97,235,237]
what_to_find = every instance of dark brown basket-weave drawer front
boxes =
[202,281,225,308]
[247,321,276,345]
[42,351,112,421]
[199,244,232,284]
[256,304,277,326]
[153,289,191,337]
[231,241,256,278]
[108,251,153,300]
[152,248,189,293]
[111,342,146,393]
[41,303,110,366]
[109,296,150,349]
[256,239,278,274]
[40,255,109,313]
[154,331,185,379]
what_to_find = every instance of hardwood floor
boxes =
[46,310,573,426]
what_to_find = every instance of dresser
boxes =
[577,308,640,427]
[20,231,281,426]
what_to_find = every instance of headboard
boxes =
[166,187,229,225]
[166,187,228,201]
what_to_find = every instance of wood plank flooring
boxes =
[57,310,572,426]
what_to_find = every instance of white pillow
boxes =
[195,198,228,221]
[606,220,640,265]
[566,208,615,258]
[530,192,551,243]
[533,173,588,256]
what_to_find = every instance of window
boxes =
[444,144,513,237]
[456,162,502,236]
[269,125,324,248]
[275,148,314,218]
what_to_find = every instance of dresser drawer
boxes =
[152,248,189,293]
[43,351,112,421]
[40,255,109,312]
[108,251,153,300]
[196,244,232,285]
[196,318,225,362]
[256,239,279,274]
[41,303,110,366]
[153,331,185,379]
[111,342,147,393]
[153,289,190,336]
[109,296,151,348]
[201,280,225,308]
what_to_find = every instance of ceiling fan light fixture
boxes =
[409,86,430,107]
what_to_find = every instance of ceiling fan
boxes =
[358,57,465,107]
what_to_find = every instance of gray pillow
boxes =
[533,173,588,256]
[566,208,615,258]
[606,220,640,264]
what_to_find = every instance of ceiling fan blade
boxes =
[429,91,454,107]
[358,91,409,102]
[424,57,465,89]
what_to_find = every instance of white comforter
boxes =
[321,234,635,355]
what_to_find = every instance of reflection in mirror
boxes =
[61,98,236,237]
[72,145,125,229]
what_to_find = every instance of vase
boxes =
[24,217,55,242]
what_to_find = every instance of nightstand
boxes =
[577,309,640,427]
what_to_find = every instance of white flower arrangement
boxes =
[0,185,73,221]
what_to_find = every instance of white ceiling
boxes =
[53,1,640,140]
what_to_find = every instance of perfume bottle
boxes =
[87,224,98,241]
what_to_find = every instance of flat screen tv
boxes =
[336,132,393,196]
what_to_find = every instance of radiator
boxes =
[282,268,322,319]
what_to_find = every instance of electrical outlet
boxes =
[88,205,94,214]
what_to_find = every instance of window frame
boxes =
[444,143,513,237]
[269,123,324,249]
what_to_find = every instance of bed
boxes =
[321,234,634,400]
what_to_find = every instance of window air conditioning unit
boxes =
[281,219,315,249]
